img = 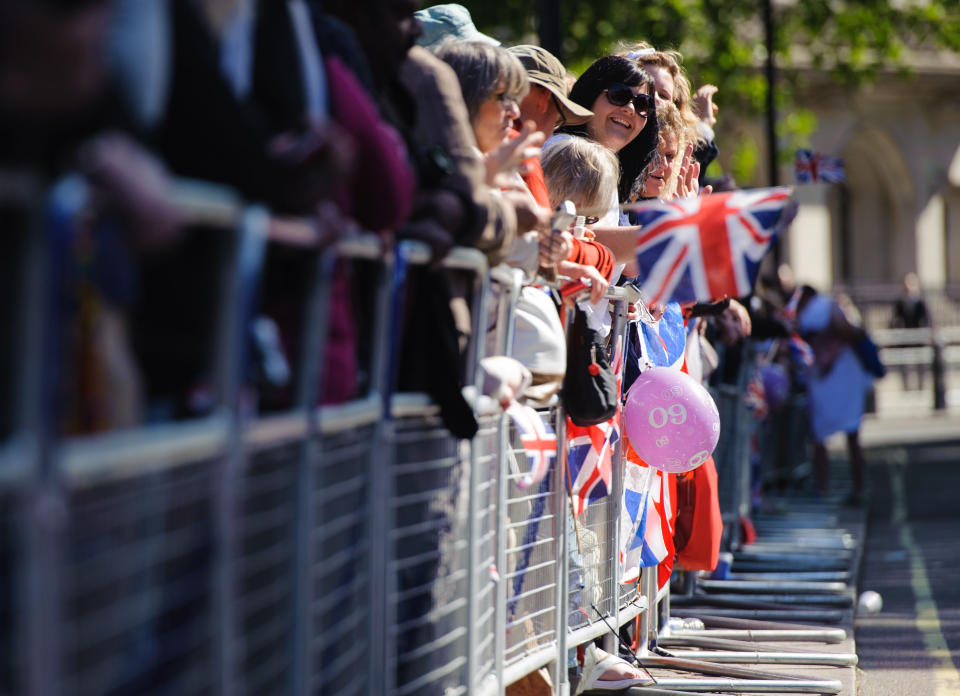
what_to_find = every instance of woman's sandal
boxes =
[575,644,655,694]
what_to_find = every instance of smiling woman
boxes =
[558,55,659,204]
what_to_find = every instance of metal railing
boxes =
[1,174,859,695]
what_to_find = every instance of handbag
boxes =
[561,307,617,426]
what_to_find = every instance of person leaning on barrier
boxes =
[326,0,533,264]
[0,0,198,431]
[430,40,555,272]
[507,44,594,210]
[540,135,617,302]
[554,55,659,263]
[325,0,534,439]
[193,0,419,406]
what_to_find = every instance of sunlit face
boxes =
[643,130,680,199]
[642,64,675,105]
[517,85,563,135]
[586,82,650,153]
[473,81,521,153]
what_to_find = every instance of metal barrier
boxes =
[6,175,399,696]
[870,325,960,412]
[710,345,754,549]
[2,173,864,695]
[385,242,494,696]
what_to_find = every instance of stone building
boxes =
[719,50,960,324]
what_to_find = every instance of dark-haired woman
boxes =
[554,55,658,261]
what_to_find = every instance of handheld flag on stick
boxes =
[619,453,674,587]
[507,403,557,490]
[628,187,796,306]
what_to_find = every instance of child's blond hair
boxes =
[540,136,619,219]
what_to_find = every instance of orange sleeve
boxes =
[521,157,551,208]
[566,238,615,280]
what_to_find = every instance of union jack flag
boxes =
[795,149,845,184]
[745,371,768,421]
[619,453,674,588]
[787,334,815,368]
[567,336,623,516]
[639,302,686,369]
[507,403,557,490]
[630,188,795,307]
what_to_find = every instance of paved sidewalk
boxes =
[619,497,867,695]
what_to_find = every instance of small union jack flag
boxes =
[639,302,686,369]
[567,336,624,516]
[787,334,815,368]
[629,188,796,307]
[619,454,674,588]
[795,149,845,184]
[507,403,557,490]
[745,371,768,421]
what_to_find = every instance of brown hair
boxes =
[432,40,528,122]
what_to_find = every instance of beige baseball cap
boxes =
[508,45,592,126]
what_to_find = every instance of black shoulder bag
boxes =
[561,308,618,426]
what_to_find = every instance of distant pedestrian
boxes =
[890,272,929,391]
[796,286,873,506]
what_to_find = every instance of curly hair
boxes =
[616,41,706,148]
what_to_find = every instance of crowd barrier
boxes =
[1,173,857,696]
[872,325,960,411]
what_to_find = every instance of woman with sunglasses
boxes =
[554,55,659,262]
[549,59,664,692]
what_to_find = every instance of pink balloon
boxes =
[623,367,720,473]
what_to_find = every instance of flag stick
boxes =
[562,420,583,555]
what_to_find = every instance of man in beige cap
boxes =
[508,44,592,135]
[507,44,592,208]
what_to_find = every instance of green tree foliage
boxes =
[467,0,960,182]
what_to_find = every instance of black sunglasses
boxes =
[604,84,653,116]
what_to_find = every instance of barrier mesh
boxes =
[390,414,466,695]
[0,493,14,695]
[471,414,501,691]
[60,461,217,696]
[237,442,299,696]
[311,423,376,696]
[504,407,558,667]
